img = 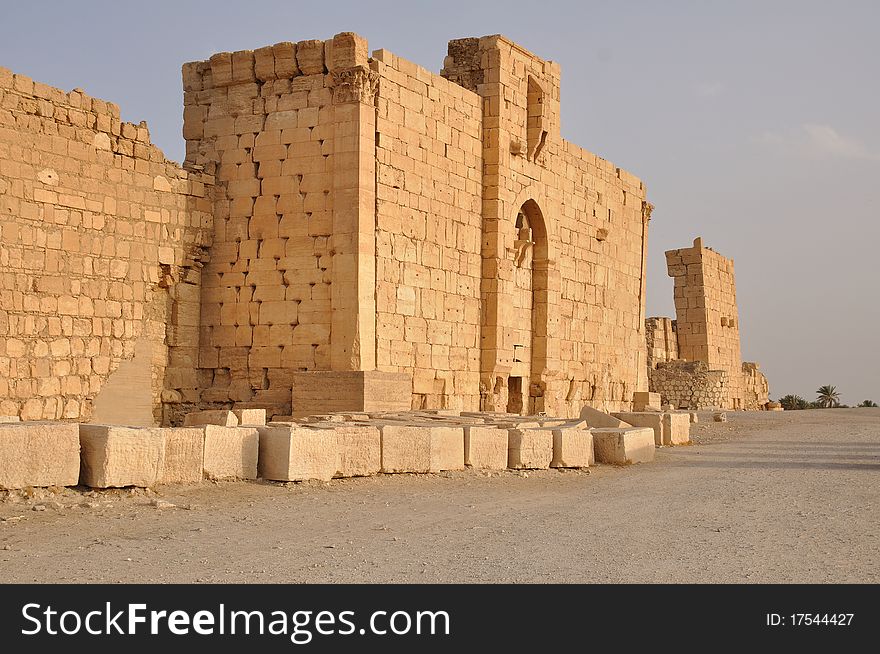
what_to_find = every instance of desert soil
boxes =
[1,408,878,583]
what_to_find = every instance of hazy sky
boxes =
[1,1,877,404]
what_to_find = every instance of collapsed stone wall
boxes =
[0,67,213,424]
[645,316,678,370]
[666,238,744,408]
[648,360,727,410]
[742,362,769,410]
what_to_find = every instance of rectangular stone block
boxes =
[464,425,508,469]
[507,428,553,469]
[591,427,655,465]
[257,424,338,482]
[203,425,258,480]
[580,405,631,428]
[233,408,266,425]
[612,412,664,446]
[0,416,21,423]
[662,412,691,445]
[79,425,165,488]
[550,427,594,468]
[379,424,464,473]
[184,410,239,427]
[0,422,80,489]
[291,371,412,418]
[157,427,204,484]
[633,391,661,412]
[332,423,380,477]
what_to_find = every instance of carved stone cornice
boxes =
[331,66,379,105]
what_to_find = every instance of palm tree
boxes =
[816,385,840,408]
[779,394,808,410]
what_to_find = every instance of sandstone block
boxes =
[79,425,165,488]
[291,371,411,418]
[257,424,338,482]
[203,425,259,480]
[591,427,655,465]
[580,405,631,428]
[507,428,553,469]
[551,427,594,468]
[0,422,80,489]
[296,40,325,75]
[157,427,204,483]
[463,425,508,469]
[612,412,664,446]
[0,416,21,423]
[379,424,464,473]
[633,391,661,412]
[663,412,691,445]
[233,408,266,425]
[184,410,239,427]
[331,423,380,477]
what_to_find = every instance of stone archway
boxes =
[506,199,549,414]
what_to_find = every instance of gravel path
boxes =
[1,408,877,583]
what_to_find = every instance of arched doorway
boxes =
[506,199,549,414]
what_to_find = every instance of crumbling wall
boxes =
[645,317,678,369]
[182,33,376,420]
[742,362,769,410]
[0,67,212,424]
[442,36,648,415]
[666,238,743,409]
[648,360,727,410]
[371,49,483,411]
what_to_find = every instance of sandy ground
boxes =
[1,408,878,583]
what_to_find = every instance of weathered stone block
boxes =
[591,427,655,465]
[550,427,593,468]
[0,416,21,423]
[332,424,380,477]
[203,425,259,480]
[580,405,631,428]
[379,424,464,473]
[507,428,553,469]
[233,408,266,425]
[612,412,664,446]
[184,410,239,427]
[291,371,412,418]
[0,422,80,489]
[464,425,508,469]
[79,425,165,488]
[633,391,661,412]
[257,424,338,482]
[662,412,691,445]
[157,427,204,483]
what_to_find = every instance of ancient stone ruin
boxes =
[646,238,770,410]
[0,31,770,492]
[1,32,656,426]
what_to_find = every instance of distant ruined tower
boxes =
[646,237,769,410]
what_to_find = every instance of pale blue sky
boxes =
[1,1,877,404]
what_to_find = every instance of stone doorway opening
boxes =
[507,376,524,414]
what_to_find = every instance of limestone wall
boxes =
[645,317,678,369]
[742,362,769,410]
[371,50,484,411]
[182,33,377,419]
[666,238,743,409]
[0,67,213,424]
[441,36,649,415]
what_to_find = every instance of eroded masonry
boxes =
[0,31,768,427]
[646,238,769,410]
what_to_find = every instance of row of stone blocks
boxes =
[0,409,662,490]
